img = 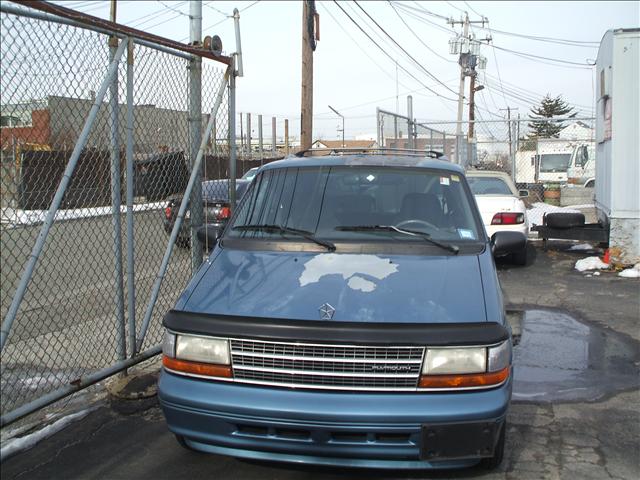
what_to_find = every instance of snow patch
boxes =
[569,243,594,251]
[1,202,165,227]
[527,202,591,227]
[618,263,640,278]
[0,409,92,461]
[575,256,609,272]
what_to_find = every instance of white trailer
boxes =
[595,28,640,265]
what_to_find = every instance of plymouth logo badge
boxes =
[319,303,335,320]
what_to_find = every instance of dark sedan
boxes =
[163,179,251,248]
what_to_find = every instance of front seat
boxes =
[398,193,444,227]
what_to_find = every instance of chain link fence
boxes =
[377,109,595,207]
[1,5,233,425]
[420,118,595,206]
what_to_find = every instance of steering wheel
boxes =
[396,219,437,231]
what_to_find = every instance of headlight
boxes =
[175,335,230,365]
[162,332,232,379]
[422,347,486,374]
[419,343,511,390]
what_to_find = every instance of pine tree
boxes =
[528,94,576,138]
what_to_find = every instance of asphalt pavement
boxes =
[1,210,192,415]
[1,241,639,480]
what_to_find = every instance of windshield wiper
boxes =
[233,224,336,251]
[336,225,459,254]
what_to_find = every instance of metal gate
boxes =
[0,3,236,426]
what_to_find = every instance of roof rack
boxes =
[293,147,446,159]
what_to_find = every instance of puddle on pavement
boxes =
[507,309,640,403]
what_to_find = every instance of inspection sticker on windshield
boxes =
[451,174,460,182]
[440,176,450,186]
[458,229,475,240]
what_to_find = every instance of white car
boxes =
[466,170,529,265]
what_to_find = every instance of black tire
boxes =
[512,246,528,266]
[481,422,506,470]
[544,212,585,229]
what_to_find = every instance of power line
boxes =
[481,71,501,112]
[391,2,455,34]
[483,24,508,109]
[474,24,599,47]
[157,0,189,16]
[332,1,458,102]
[463,1,483,18]
[487,42,594,68]
[318,3,418,95]
[178,1,260,43]
[352,1,459,96]
[387,1,455,64]
[483,72,594,109]
[445,1,466,14]
[130,2,189,29]
[204,1,229,17]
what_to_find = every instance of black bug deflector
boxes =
[163,310,509,346]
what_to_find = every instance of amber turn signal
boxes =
[419,367,510,389]
[162,355,232,378]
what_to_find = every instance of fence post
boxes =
[246,112,251,159]
[406,96,414,150]
[109,31,126,361]
[271,116,276,154]
[376,108,381,147]
[125,38,137,357]
[229,58,237,210]
[136,66,232,351]
[189,0,204,271]
[285,119,289,155]
[0,39,129,351]
[258,114,263,164]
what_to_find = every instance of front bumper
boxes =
[158,369,512,469]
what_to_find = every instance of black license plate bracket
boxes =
[420,420,498,461]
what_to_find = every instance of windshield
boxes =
[467,176,513,195]
[539,154,571,173]
[241,168,258,181]
[229,166,482,243]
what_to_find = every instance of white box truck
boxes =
[595,28,639,265]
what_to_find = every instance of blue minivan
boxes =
[158,153,524,470]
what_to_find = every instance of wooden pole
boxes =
[300,1,314,150]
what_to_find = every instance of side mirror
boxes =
[518,189,529,198]
[196,225,223,252]
[491,231,526,257]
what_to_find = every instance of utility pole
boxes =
[500,107,518,181]
[449,12,489,164]
[188,0,203,268]
[328,105,344,147]
[453,11,469,163]
[468,73,476,140]
[469,74,484,140]
[300,1,318,151]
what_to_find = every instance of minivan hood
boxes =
[183,249,487,323]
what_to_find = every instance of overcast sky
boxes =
[52,0,639,140]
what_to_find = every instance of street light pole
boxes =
[328,105,344,147]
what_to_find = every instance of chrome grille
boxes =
[230,339,424,391]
